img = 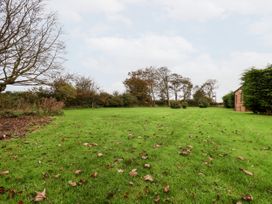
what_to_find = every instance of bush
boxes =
[199,100,209,108]
[181,101,188,109]
[39,98,64,115]
[242,66,272,115]
[222,92,234,108]
[0,92,64,116]
[170,101,181,109]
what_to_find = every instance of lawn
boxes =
[0,108,272,203]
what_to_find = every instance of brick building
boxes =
[234,86,247,112]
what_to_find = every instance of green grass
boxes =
[1,108,272,203]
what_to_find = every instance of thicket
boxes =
[242,65,272,115]
[222,92,235,108]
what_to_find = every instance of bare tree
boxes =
[169,73,183,101]
[180,77,193,101]
[156,67,171,106]
[201,79,218,102]
[0,0,64,92]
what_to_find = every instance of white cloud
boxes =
[82,34,272,100]
[158,0,225,22]
[157,0,272,21]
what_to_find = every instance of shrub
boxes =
[181,101,188,109]
[222,92,235,108]
[242,65,272,115]
[39,98,64,115]
[199,100,209,108]
[170,101,181,109]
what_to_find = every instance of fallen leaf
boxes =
[0,170,9,176]
[117,169,124,173]
[114,158,124,163]
[208,157,213,162]
[154,195,160,203]
[144,175,154,182]
[180,148,191,156]
[0,187,5,194]
[83,143,98,147]
[243,194,253,201]
[154,144,161,148]
[141,155,148,160]
[97,153,103,157]
[144,164,151,168]
[68,181,77,187]
[129,169,138,177]
[54,174,61,178]
[239,168,254,176]
[124,192,129,199]
[74,170,82,175]
[91,172,98,178]
[129,181,134,186]
[34,189,46,202]
[78,179,87,185]
[163,185,170,193]
[8,189,16,199]
[237,156,245,161]
[187,145,193,149]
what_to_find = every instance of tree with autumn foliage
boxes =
[123,73,152,105]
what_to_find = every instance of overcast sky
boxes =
[8,0,272,101]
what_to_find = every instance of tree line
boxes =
[20,68,217,108]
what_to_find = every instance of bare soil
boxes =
[0,116,52,140]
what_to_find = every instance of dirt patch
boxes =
[0,116,52,140]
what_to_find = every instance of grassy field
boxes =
[0,108,272,203]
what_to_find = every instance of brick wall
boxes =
[234,88,246,112]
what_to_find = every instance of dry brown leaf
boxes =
[0,170,9,176]
[180,148,191,156]
[154,195,160,203]
[141,155,148,160]
[91,172,98,178]
[68,181,77,187]
[0,187,5,194]
[163,185,170,193]
[239,168,254,176]
[237,156,245,161]
[144,175,154,182]
[208,157,213,162]
[243,194,253,201]
[74,170,82,175]
[129,169,138,177]
[83,143,98,147]
[154,144,161,148]
[97,153,103,157]
[34,189,46,202]
[117,169,124,173]
[144,164,151,168]
[187,145,193,149]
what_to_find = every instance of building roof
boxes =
[234,86,243,93]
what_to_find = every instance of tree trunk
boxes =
[0,84,6,93]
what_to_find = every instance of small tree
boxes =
[222,92,234,108]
